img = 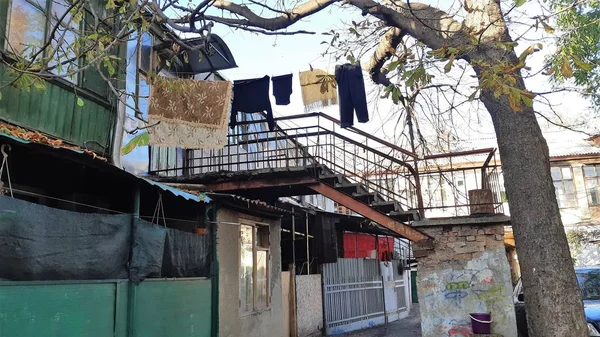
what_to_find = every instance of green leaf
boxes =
[392,87,400,105]
[522,95,533,108]
[77,97,85,107]
[515,0,527,6]
[106,61,116,77]
[467,90,478,101]
[0,92,3,102]
[444,54,455,73]
[33,79,46,90]
[386,59,402,72]
[121,132,150,155]
[573,56,593,71]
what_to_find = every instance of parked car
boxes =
[514,267,600,336]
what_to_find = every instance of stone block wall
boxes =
[413,217,517,337]
[296,274,324,337]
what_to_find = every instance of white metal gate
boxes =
[382,260,410,323]
[322,258,385,335]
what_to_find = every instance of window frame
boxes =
[551,166,578,209]
[584,164,600,207]
[239,221,271,316]
[3,0,116,102]
[5,0,83,82]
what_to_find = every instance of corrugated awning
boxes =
[141,177,211,203]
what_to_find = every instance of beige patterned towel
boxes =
[148,118,228,149]
[299,69,338,112]
[148,77,232,148]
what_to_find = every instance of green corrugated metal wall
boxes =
[0,65,115,154]
[0,279,212,337]
[132,279,213,337]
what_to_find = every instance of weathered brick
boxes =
[484,227,502,235]
[495,234,504,241]
[466,235,476,242]
[459,228,480,236]
[415,239,435,250]
[447,236,458,242]
[477,229,485,234]
[453,253,473,260]
[413,249,432,258]
[454,245,481,254]
[447,242,467,249]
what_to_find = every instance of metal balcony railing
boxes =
[416,148,505,217]
[148,112,505,218]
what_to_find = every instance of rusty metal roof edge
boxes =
[206,192,293,215]
[0,132,210,204]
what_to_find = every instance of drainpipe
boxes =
[207,203,219,337]
[128,183,140,337]
[111,94,126,168]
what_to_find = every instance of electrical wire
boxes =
[1,187,204,224]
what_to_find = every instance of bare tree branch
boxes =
[365,27,404,87]
[211,0,339,31]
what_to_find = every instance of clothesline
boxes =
[144,62,370,149]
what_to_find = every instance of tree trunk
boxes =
[478,68,587,336]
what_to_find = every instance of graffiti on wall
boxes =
[422,268,500,309]
[434,319,471,337]
[417,250,518,337]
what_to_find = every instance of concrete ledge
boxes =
[413,214,511,227]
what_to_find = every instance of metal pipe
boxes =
[306,214,310,275]
[292,207,296,274]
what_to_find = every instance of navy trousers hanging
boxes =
[230,75,275,131]
[335,63,369,128]
[272,74,293,105]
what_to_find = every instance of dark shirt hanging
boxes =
[271,74,293,106]
[230,75,274,131]
[335,63,369,128]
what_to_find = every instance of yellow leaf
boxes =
[508,94,521,112]
[561,58,573,78]
[541,21,555,34]
[520,90,537,99]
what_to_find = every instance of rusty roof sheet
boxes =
[448,129,600,160]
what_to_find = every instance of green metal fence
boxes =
[0,278,212,337]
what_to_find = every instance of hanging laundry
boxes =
[148,77,232,149]
[335,63,369,128]
[271,74,293,106]
[148,119,229,148]
[230,76,274,131]
[299,69,338,112]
